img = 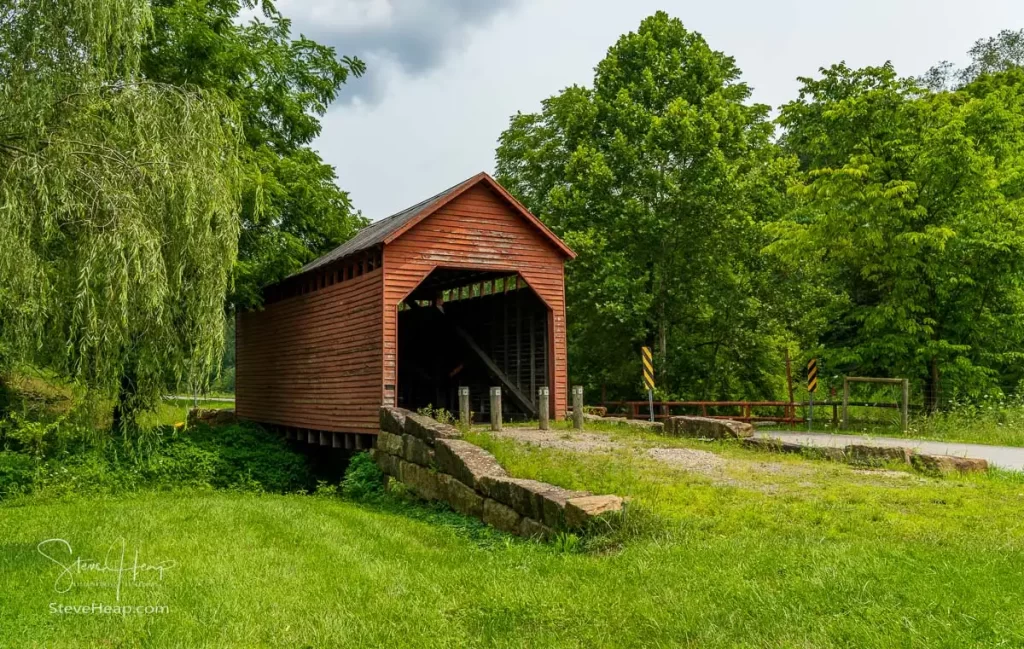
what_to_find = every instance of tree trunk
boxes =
[923,357,940,414]
[111,368,137,433]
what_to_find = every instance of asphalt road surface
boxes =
[757,431,1024,471]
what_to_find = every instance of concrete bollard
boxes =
[572,385,584,430]
[538,386,550,430]
[490,386,502,432]
[458,386,470,427]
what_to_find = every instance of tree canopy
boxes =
[498,14,1024,408]
[496,11,801,400]
[774,63,1024,409]
[140,0,368,311]
[0,0,242,428]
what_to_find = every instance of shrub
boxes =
[341,451,384,501]
[182,422,311,493]
[140,438,220,488]
[0,451,38,498]
[0,413,95,458]
[0,420,313,501]
[417,404,456,426]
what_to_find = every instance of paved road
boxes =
[756,431,1024,471]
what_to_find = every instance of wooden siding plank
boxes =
[236,267,384,434]
[382,184,569,418]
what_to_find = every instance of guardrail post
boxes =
[901,379,909,433]
[841,377,850,430]
[490,387,502,432]
[458,386,470,427]
[572,385,584,430]
[538,387,550,430]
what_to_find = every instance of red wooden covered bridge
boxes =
[236,172,575,446]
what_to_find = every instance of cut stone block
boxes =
[405,411,461,444]
[371,449,400,477]
[518,517,554,540]
[376,431,404,456]
[565,495,625,530]
[583,413,664,432]
[403,434,434,467]
[536,486,591,530]
[665,416,753,439]
[399,460,441,501]
[808,447,847,462]
[380,407,408,437]
[482,498,521,534]
[437,474,484,517]
[506,479,559,520]
[912,454,988,475]
[434,439,508,489]
[845,444,913,465]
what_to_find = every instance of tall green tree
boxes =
[140,0,368,311]
[496,12,798,400]
[774,63,1024,410]
[923,28,1024,90]
[0,0,241,429]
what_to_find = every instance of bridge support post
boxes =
[459,386,470,427]
[538,387,550,430]
[490,387,502,432]
[572,385,584,430]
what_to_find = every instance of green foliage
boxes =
[140,0,368,311]
[417,404,456,426]
[924,29,1024,90]
[496,12,802,401]
[0,418,310,500]
[774,62,1024,409]
[0,452,38,499]
[341,451,385,501]
[183,422,311,492]
[0,0,242,431]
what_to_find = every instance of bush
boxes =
[0,420,312,501]
[417,404,456,426]
[0,451,38,498]
[341,452,384,501]
[0,413,95,458]
[184,422,311,492]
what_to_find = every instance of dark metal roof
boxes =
[295,176,471,276]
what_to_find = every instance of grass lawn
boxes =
[139,398,235,429]
[4,424,1024,648]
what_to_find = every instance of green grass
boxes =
[4,429,1024,648]
[139,398,235,429]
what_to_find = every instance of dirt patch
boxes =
[646,447,727,474]
[494,428,729,477]
[494,428,623,453]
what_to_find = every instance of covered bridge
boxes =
[236,172,575,445]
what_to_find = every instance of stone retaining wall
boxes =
[743,437,988,474]
[372,407,625,538]
[664,416,754,439]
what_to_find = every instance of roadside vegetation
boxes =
[4,420,1024,647]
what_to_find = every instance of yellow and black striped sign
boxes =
[807,358,818,393]
[642,346,655,390]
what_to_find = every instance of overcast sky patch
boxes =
[273,0,524,103]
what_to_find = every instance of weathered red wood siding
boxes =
[236,267,384,435]
[382,184,569,417]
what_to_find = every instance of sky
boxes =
[269,0,1024,220]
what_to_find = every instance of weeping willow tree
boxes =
[0,0,242,432]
